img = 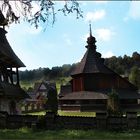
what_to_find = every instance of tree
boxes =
[45,85,58,115]
[132,52,140,67]
[0,0,82,28]
[129,66,140,89]
[107,89,121,116]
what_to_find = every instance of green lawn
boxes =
[27,111,46,115]
[20,80,34,90]
[0,128,140,140]
[58,110,96,117]
[26,111,96,117]
[20,76,71,92]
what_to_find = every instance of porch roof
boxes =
[59,90,140,100]
[0,82,30,99]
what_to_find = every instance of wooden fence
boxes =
[0,111,139,130]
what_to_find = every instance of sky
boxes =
[4,1,140,70]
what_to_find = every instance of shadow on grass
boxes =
[1,128,140,140]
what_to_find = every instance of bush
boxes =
[107,89,121,116]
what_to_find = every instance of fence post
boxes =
[127,112,137,129]
[25,104,28,112]
[0,111,8,128]
[96,112,107,129]
[31,104,35,111]
[45,112,56,129]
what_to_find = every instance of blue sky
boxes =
[5,1,140,70]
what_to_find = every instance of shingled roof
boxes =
[0,82,30,99]
[71,24,114,76]
[59,91,108,100]
[59,89,140,100]
[0,28,25,67]
[71,48,115,75]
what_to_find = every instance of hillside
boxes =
[19,52,140,90]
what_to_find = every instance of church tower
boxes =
[59,24,139,112]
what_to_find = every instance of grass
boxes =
[20,80,34,90]
[25,111,96,117]
[20,76,71,92]
[0,128,140,140]
[58,110,96,117]
[26,111,46,115]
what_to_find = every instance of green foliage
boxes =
[45,87,58,115]
[107,89,121,116]
[19,64,76,82]
[19,52,140,84]
[0,0,82,28]
[105,52,140,75]
[20,80,34,90]
[129,66,140,89]
[1,129,140,140]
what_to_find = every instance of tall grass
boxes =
[0,128,140,140]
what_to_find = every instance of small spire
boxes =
[89,22,92,37]
[86,22,97,49]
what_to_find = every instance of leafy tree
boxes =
[45,86,58,115]
[0,0,82,28]
[19,52,140,84]
[107,89,121,116]
[132,52,140,61]
[129,66,140,89]
[49,66,62,79]
[132,52,140,67]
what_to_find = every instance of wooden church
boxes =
[0,14,29,114]
[59,25,140,113]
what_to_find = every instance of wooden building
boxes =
[23,81,57,112]
[0,27,29,114]
[59,25,140,112]
[28,81,56,100]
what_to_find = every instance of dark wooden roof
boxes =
[34,81,56,93]
[71,31,137,89]
[59,85,72,97]
[59,91,108,100]
[0,28,25,67]
[60,26,139,102]
[59,89,140,100]
[71,34,114,75]
[34,82,41,92]
[0,82,30,99]
[71,49,114,75]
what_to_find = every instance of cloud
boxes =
[129,1,140,20]
[102,51,114,58]
[82,33,89,42]
[79,1,88,6]
[31,2,40,15]
[94,1,108,4]
[63,34,73,46]
[126,1,140,20]
[85,10,106,22]
[95,28,115,42]
[82,28,115,42]
[26,26,42,35]
[65,39,72,46]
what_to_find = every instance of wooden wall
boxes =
[72,77,84,92]
[72,73,136,91]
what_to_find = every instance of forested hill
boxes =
[19,52,140,88]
